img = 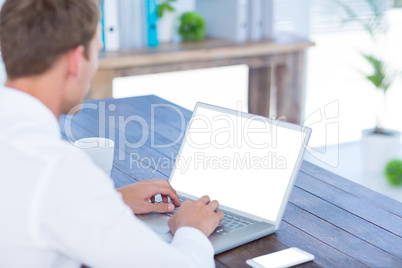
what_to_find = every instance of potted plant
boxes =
[178,12,206,42]
[385,159,402,186]
[360,53,400,173]
[157,0,176,43]
[335,0,401,173]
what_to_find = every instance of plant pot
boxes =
[361,128,401,173]
[157,11,176,43]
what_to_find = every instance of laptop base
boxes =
[136,212,275,254]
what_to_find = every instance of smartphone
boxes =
[246,247,315,268]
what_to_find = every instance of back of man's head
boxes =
[0,0,100,80]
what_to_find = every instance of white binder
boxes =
[248,0,263,41]
[118,0,146,50]
[103,0,120,51]
[196,0,249,43]
[261,0,274,39]
[118,0,129,50]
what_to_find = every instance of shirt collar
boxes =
[0,86,61,139]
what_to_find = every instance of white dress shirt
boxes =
[0,86,214,268]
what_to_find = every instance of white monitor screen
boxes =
[170,104,306,223]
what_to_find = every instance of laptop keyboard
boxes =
[162,196,256,235]
[216,212,254,233]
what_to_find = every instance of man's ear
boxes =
[67,45,85,79]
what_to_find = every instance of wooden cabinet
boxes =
[91,33,314,123]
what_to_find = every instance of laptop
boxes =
[137,102,311,254]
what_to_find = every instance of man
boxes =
[0,0,224,267]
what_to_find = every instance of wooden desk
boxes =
[92,33,314,124]
[60,96,402,267]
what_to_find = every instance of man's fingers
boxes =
[152,180,181,207]
[147,186,180,207]
[199,195,210,204]
[207,200,219,212]
[216,211,224,222]
[163,190,180,207]
[145,202,175,213]
[154,179,177,196]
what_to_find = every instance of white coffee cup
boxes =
[74,137,115,176]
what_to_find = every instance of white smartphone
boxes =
[246,247,315,268]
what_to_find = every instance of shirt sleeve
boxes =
[33,146,215,268]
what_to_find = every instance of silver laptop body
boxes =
[137,102,311,254]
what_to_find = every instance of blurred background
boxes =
[1,0,401,201]
[114,0,402,201]
[112,0,402,147]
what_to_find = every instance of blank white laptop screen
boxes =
[170,105,305,223]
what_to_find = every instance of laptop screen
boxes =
[170,103,307,223]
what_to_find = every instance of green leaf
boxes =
[166,5,175,12]
[383,81,391,93]
[157,1,175,18]
[157,5,164,18]
[366,75,381,88]
[360,52,396,93]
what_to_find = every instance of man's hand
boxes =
[168,195,224,237]
[117,179,181,214]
